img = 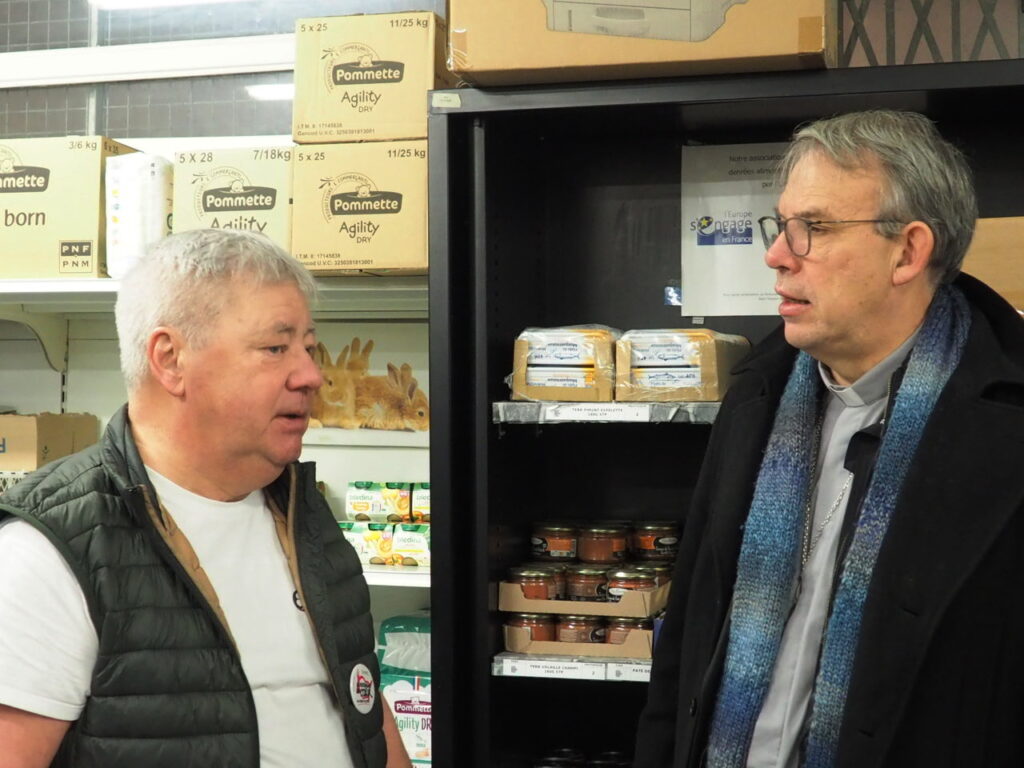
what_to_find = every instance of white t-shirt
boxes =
[0,469,354,768]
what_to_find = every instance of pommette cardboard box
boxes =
[962,216,1024,311]
[0,136,135,278]
[504,624,654,659]
[172,146,293,252]
[447,0,837,86]
[0,413,99,471]
[615,329,750,402]
[291,140,427,275]
[293,12,456,144]
[498,579,671,618]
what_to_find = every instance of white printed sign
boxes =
[680,143,786,316]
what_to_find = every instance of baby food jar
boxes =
[506,612,556,641]
[577,525,628,564]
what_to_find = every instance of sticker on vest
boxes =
[350,663,376,714]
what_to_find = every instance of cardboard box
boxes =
[498,579,671,618]
[0,137,135,278]
[615,329,750,402]
[291,141,427,275]
[448,0,836,86]
[172,146,292,252]
[839,0,1021,68]
[293,12,455,144]
[511,329,616,402]
[0,413,99,471]
[504,624,654,658]
[963,217,1024,311]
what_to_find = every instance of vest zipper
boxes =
[286,484,345,707]
[131,484,261,767]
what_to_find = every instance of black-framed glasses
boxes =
[757,215,905,257]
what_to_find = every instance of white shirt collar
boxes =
[818,328,921,407]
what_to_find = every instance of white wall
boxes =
[0,314,431,625]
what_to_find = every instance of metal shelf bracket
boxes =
[0,306,68,373]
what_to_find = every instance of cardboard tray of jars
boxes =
[498,579,671,618]
[502,624,654,660]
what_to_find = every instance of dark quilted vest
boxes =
[0,407,386,768]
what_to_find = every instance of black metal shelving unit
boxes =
[427,59,1024,767]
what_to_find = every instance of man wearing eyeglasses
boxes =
[636,109,1024,768]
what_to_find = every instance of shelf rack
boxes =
[492,401,720,424]
[492,652,651,683]
[0,275,429,372]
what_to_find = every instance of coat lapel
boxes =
[839,300,1024,767]
[707,329,795,601]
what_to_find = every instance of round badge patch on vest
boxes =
[349,663,376,714]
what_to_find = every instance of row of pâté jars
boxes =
[512,521,679,603]
[506,522,677,644]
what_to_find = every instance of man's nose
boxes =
[764,231,798,271]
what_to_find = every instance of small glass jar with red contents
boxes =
[530,523,579,561]
[505,612,556,641]
[605,569,656,603]
[556,615,606,643]
[508,567,558,600]
[577,525,628,564]
[632,562,673,587]
[629,521,680,561]
[565,564,608,602]
[605,616,653,644]
[523,561,568,600]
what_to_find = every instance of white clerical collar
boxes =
[818,328,921,408]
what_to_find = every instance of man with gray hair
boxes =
[0,230,410,768]
[636,110,1024,768]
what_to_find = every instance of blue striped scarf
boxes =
[707,284,971,768]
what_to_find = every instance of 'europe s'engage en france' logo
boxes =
[690,211,753,246]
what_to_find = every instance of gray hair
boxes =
[115,229,317,393]
[777,110,977,285]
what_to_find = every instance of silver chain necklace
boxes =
[800,471,853,568]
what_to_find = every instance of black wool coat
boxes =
[635,274,1024,768]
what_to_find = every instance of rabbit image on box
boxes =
[310,337,430,432]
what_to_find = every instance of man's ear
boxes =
[147,327,187,397]
[892,220,935,287]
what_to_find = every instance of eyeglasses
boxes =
[757,215,905,257]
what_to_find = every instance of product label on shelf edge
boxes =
[543,403,650,422]
[606,662,652,683]
[500,657,606,681]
